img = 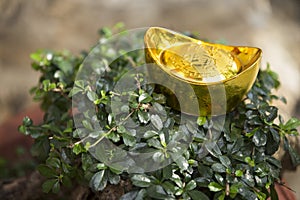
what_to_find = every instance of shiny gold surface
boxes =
[144,27,262,116]
[160,43,241,83]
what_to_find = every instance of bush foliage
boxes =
[19,25,300,200]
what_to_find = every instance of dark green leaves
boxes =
[280,117,300,135]
[138,110,150,124]
[208,182,224,192]
[87,91,98,102]
[188,190,209,200]
[89,170,107,191]
[138,93,152,103]
[219,155,231,168]
[23,116,33,126]
[122,132,136,147]
[185,180,196,191]
[73,143,86,155]
[21,25,300,200]
[42,179,60,193]
[144,130,158,139]
[283,118,300,130]
[151,114,163,131]
[146,185,169,199]
[174,155,189,171]
[284,136,300,167]
[37,164,56,178]
[131,174,152,187]
[252,130,267,147]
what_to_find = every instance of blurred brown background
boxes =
[0,0,299,197]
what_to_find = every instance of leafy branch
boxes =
[18,25,300,199]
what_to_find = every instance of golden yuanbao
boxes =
[144,27,262,116]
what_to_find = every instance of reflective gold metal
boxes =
[144,27,262,116]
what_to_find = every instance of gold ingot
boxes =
[144,27,262,116]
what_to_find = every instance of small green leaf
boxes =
[117,125,126,133]
[269,184,279,200]
[255,190,267,200]
[30,136,50,160]
[96,163,107,170]
[284,136,300,166]
[185,180,197,191]
[123,133,136,147]
[62,175,72,188]
[151,114,163,131]
[211,163,226,173]
[81,153,93,171]
[89,170,107,191]
[152,151,165,162]
[205,142,222,157]
[162,181,176,194]
[41,124,62,135]
[23,116,33,126]
[197,165,213,179]
[74,80,85,89]
[69,87,83,96]
[238,186,257,199]
[214,191,226,200]
[99,27,112,37]
[266,156,282,168]
[138,110,150,124]
[159,133,167,147]
[139,93,152,103]
[253,130,267,147]
[188,190,209,200]
[219,155,231,168]
[235,170,243,177]
[174,155,189,171]
[87,91,98,102]
[148,138,162,149]
[270,128,280,143]
[84,142,91,151]
[73,143,85,155]
[175,188,183,196]
[52,181,61,193]
[42,179,57,193]
[37,164,56,178]
[18,125,28,135]
[197,116,207,126]
[131,174,151,187]
[208,182,224,192]
[153,93,166,104]
[108,172,120,185]
[214,174,224,184]
[243,170,255,187]
[144,130,158,139]
[120,191,138,200]
[126,128,136,137]
[282,117,300,133]
[162,164,173,180]
[30,51,44,62]
[245,157,255,167]
[147,185,169,199]
[229,183,241,198]
[82,120,93,131]
[46,157,61,168]
[42,80,56,91]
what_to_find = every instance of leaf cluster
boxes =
[19,25,300,199]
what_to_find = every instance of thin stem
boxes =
[73,109,136,149]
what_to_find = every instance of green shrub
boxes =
[19,25,300,200]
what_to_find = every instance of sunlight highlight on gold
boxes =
[144,27,262,116]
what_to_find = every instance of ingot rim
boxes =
[144,26,262,86]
